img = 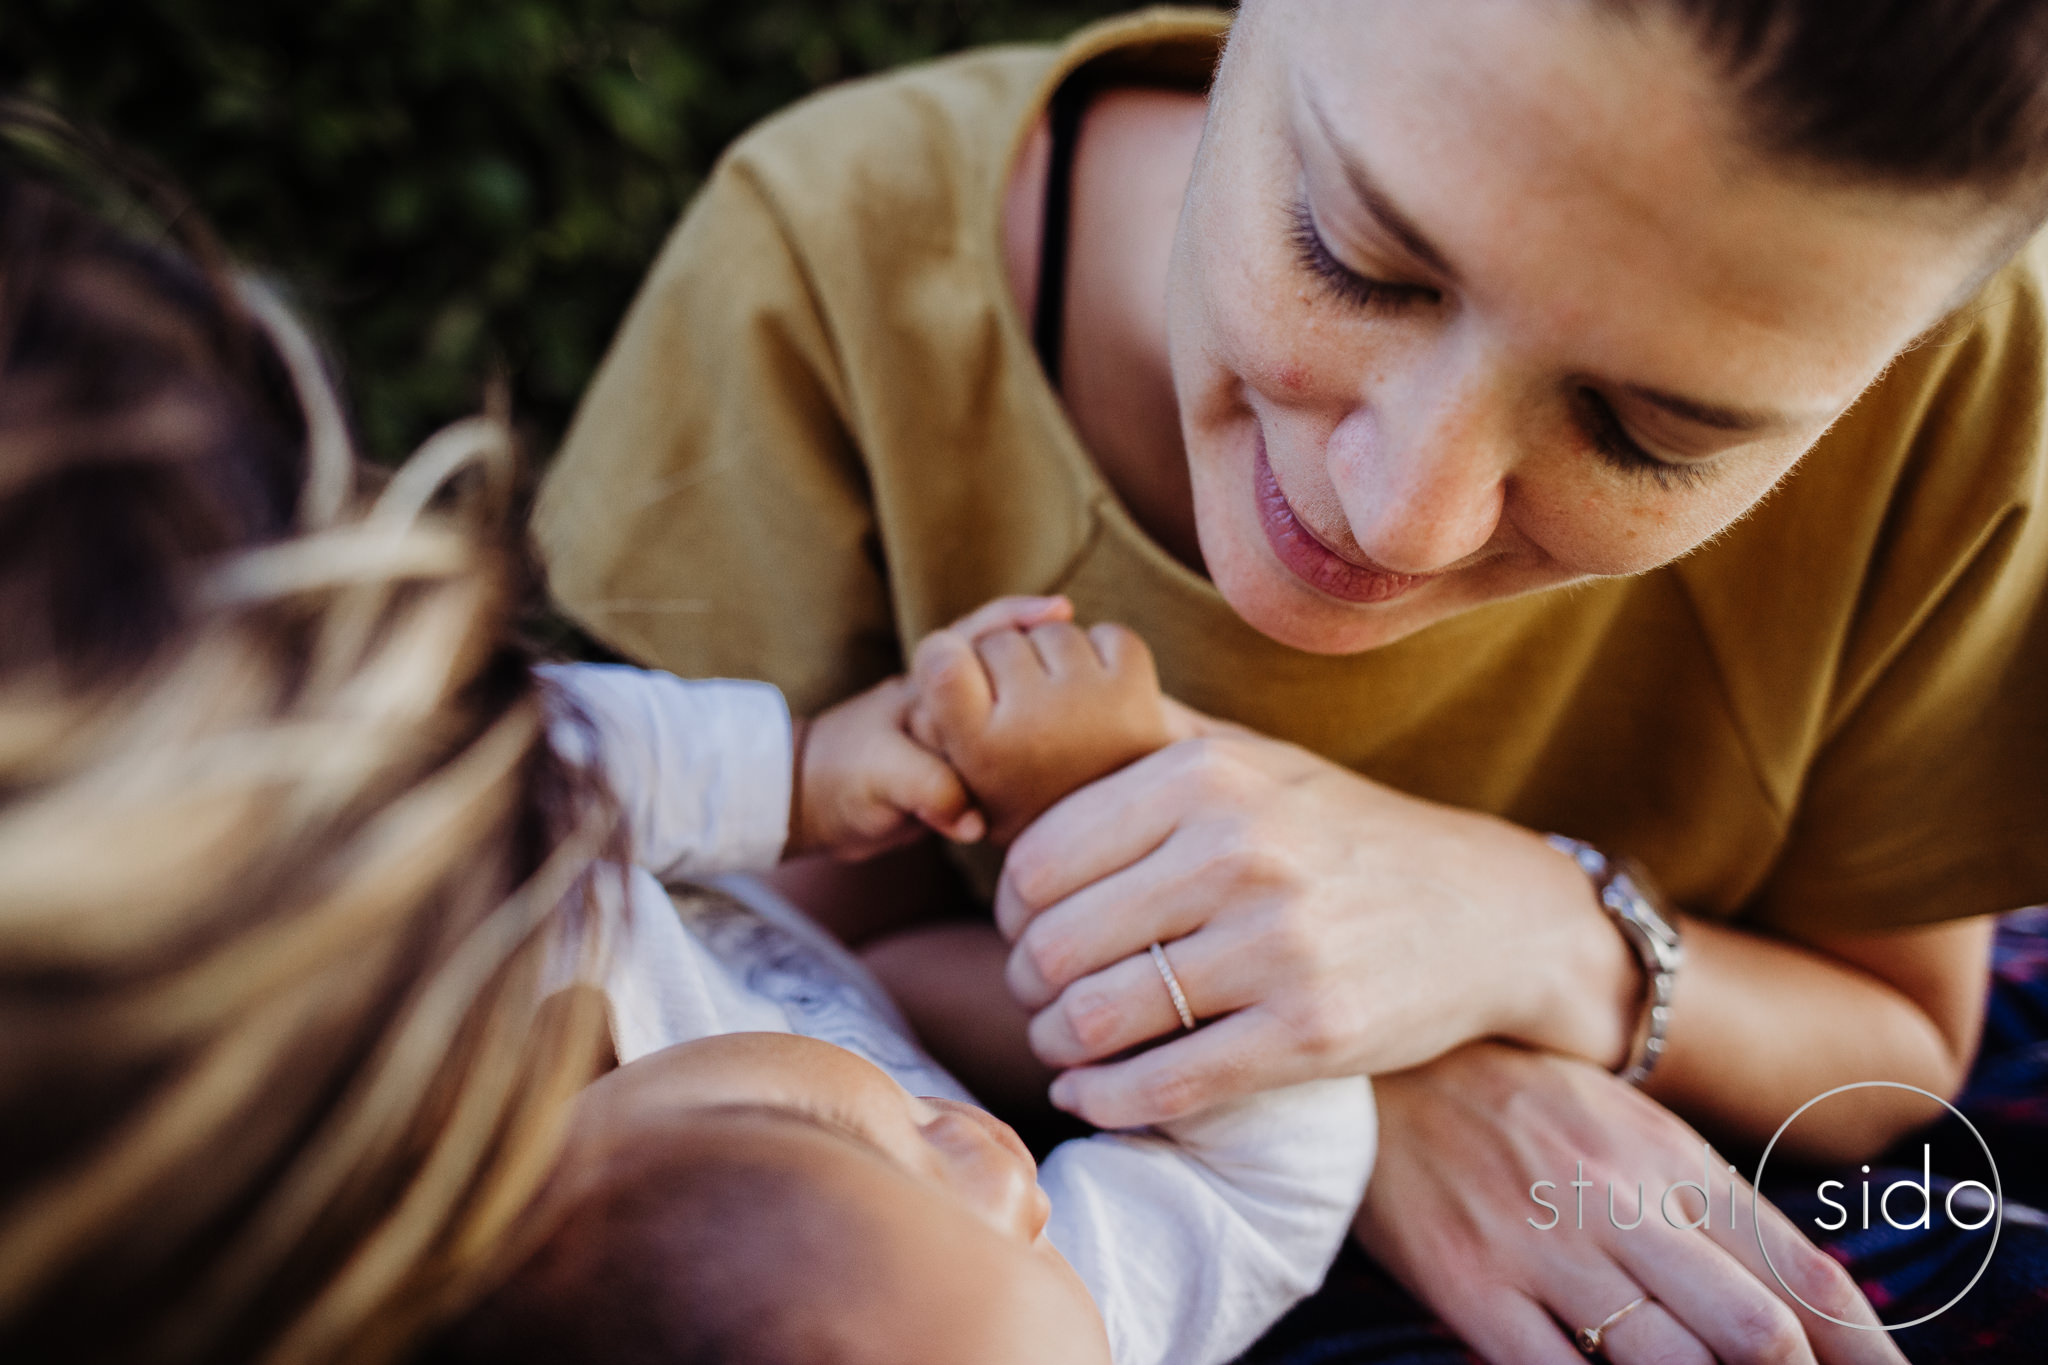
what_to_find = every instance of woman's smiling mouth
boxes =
[1252,432,1431,605]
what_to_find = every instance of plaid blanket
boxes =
[1245,909,2048,1364]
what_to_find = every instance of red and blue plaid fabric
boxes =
[1244,909,2048,1364]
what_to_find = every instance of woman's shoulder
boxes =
[713,45,1053,247]
[1669,230,2048,787]
[709,9,1229,254]
[1682,233,2048,618]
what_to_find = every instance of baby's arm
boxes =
[539,662,796,878]
[1040,1074,1376,1365]
[537,600,1074,882]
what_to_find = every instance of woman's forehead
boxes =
[1252,0,2004,414]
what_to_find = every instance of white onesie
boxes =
[542,662,1376,1365]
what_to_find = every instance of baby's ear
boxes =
[910,629,994,742]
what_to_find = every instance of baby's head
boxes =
[433,1034,1111,1365]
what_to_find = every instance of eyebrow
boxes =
[1307,94,1456,280]
[1306,92,1791,440]
[704,1101,884,1154]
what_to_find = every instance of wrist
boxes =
[1494,824,1639,1069]
[786,716,815,858]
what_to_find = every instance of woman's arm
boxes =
[1640,915,1993,1161]
[1354,1044,1908,1365]
[995,731,1996,1160]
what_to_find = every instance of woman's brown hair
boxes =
[1645,0,2048,195]
[0,114,620,1365]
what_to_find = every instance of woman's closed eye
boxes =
[1573,388,1714,492]
[1290,197,1718,494]
[1288,199,1440,312]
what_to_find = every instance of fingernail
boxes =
[1049,1077,1077,1112]
[954,811,986,843]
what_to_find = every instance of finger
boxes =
[975,628,1049,701]
[905,692,944,753]
[1613,1154,1899,1365]
[1027,928,1258,1069]
[1727,1190,1908,1364]
[1046,1007,1278,1128]
[1006,827,1216,1008]
[1442,1288,1595,1365]
[876,729,983,844]
[1086,620,1157,681]
[945,595,1073,640]
[992,742,1201,938]
[1028,621,1103,678]
[1537,1253,1712,1365]
[910,630,993,744]
[1610,1227,1815,1365]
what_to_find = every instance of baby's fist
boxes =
[910,615,1179,844]
[790,677,983,861]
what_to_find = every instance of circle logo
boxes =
[1752,1080,2001,1331]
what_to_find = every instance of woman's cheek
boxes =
[1517,471,1767,578]
[1200,260,1377,421]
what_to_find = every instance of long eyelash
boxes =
[1285,200,1705,493]
[1287,200,1431,311]
[1576,389,1710,492]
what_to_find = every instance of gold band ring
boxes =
[1575,1294,1650,1357]
[1147,941,1198,1031]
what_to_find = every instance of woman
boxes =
[536,2,2048,1360]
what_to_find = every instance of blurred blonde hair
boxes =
[0,146,618,1364]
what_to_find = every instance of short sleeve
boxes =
[1750,502,2048,935]
[1743,265,2048,936]
[533,154,900,716]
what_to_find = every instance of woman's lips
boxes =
[1252,433,1429,605]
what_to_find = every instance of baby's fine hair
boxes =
[426,1128,876,1365]
[0,110,619,1365]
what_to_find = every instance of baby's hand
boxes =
[909,602,1187,844]
[789,677,980,861]
[789,597,1074,861]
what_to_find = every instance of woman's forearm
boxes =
[1634,915,1992,1161]
[1491,818,1995,1160]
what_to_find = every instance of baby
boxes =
[433,599,1374,1365]
[433,1033,1110,1364]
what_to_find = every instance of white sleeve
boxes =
[1039,1076,1376,1365]
[537,662,793,879]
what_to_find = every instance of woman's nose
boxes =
[1327,357,1512,575]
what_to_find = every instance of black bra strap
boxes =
[1034,73,1096,390]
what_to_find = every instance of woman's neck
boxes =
[1004,86,1210,573]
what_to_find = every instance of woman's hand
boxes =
[995,730,1638,1127]
[1356,1043,1907,1365]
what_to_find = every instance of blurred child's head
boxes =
[0,128,615,1364]
[434,1033,1113,1365]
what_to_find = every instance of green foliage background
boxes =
[0,0,1133,461]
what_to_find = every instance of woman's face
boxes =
[1168,0,2015,655]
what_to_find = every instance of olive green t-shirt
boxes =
[535,8,2048,937]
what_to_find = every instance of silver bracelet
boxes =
[1544,835,1684,1086]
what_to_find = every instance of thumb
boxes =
[874,726,985,843]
